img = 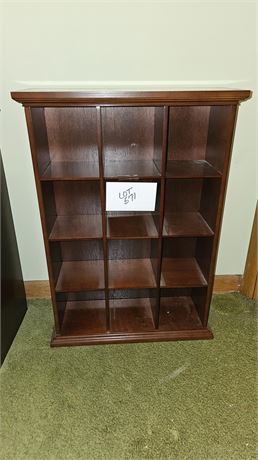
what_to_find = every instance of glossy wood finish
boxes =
[109,259,157,289]
[51,327,213,346]
[24,275,243,299]
[166,160,221,178]
[163,212,213,237]
[61,300,106,335]
[104,160,161,179]
[11,89,251,106]
[55,261,105,292]
[41,161,99,180]
[49,215,102,240]
[11,89,251,346]
[159,296,203,331]
[110,298,155,332]
[161,258,207,288]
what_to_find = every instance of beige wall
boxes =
[1,1,257,280]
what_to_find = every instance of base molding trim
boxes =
[51,327,213,347]
[24,275,242,300]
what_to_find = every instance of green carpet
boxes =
[1,293,257,460]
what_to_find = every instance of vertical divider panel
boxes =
[97,106,110,331]
[24,107,62,335]
[155,106,169,328]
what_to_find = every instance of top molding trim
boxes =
[11,90,252,106]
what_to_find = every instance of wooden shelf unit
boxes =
[11,89,251,346]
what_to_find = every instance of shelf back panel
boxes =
[168,106,210,161]
[44,107,98,162]
[53,181,101,215]
[102,107,163,161]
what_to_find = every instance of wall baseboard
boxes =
[24,275,242,300]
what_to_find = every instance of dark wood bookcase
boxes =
[11,89,251,346]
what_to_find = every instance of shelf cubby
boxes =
[57,291,107,336]
[108,239,158,289]
[12,89,250,345]
[106,179,160,239]
[102,107,163,179]
[161,237,212,288]
[109,289,156,332]
[163,178,221,236]
[107,213,159,239]
[50,240,105,292]
[159,288,206,330]
[42,181,102,238]
[166,105,235,177]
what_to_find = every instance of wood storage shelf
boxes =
[11,88,251,346]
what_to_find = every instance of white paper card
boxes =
[106,182,157,211]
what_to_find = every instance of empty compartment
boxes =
[30,107,99,179]
[106,181,160,239]
[102,106,164,178]
[167,106,234,177]
[56,291,106,336]
[163,178,221,236]
[50,240,105,292]
[109,289,156,332]
[108,239,158,289]
[42,181,102,240]
[159,288,207,330]
[161,237,213,288]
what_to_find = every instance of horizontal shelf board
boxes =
[107,215,158,239]
[161,258,207,288]
[61,300,106,335]
[110,298,155,332]
[41,161,100,180]
[109,258,157,289]
[163,212,214,237]
[159,296,203,331]
[49,215,103,240]
[104,160,161,179]
[166,160,221,178]
[55,260,105,292]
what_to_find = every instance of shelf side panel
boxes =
[30,108,51,176]
[202,105,239,325]
[24,108,61,333]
